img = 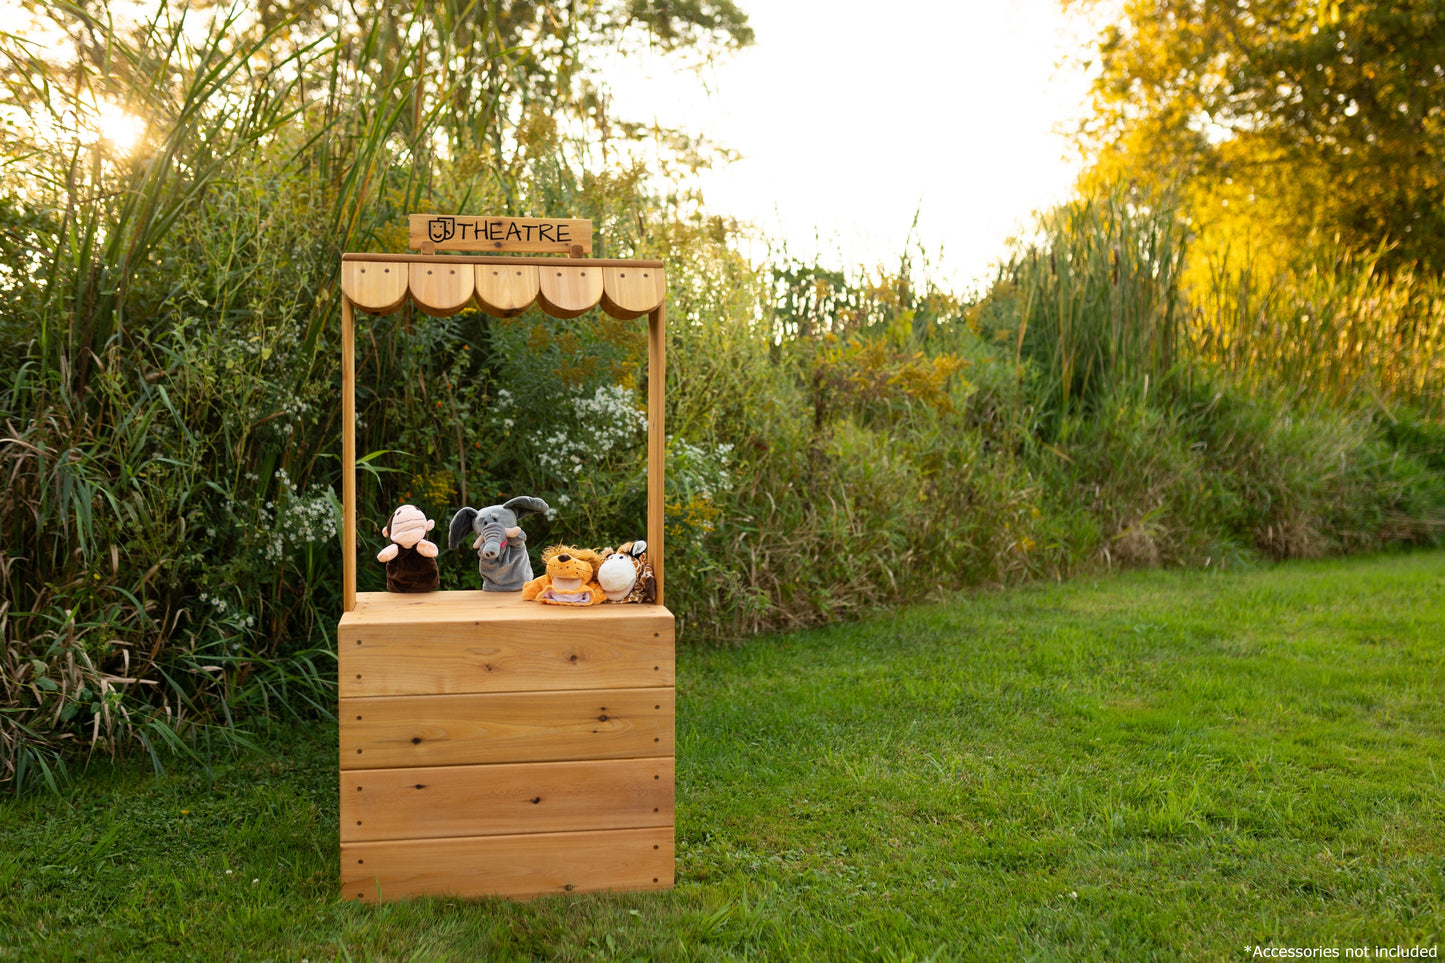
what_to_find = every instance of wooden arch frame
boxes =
[338,252,667,609]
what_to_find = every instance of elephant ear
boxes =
[447,507,479,550]
[502,495,550,519]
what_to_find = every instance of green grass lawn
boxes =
[3,551,1443,962]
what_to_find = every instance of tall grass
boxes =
[1191,246,1445,415]
[995,191,1190,431]
[977,189,1445,568]
[994,190,1445,422]
[0,3,462,788]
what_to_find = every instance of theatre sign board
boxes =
[408,214,593,256]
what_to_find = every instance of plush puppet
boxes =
[447,496,549,592]
[522,545,607,605]
[596,539,656,603]
[376,504,440,592]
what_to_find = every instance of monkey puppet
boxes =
[377,504,440,592]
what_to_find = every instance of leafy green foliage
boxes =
[0,2,442,790]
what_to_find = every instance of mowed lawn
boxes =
[2,551,1443,961]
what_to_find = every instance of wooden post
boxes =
[647,303,666,607]
[342,296,357,613]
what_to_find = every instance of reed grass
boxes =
[0,2,460,788]
[1191,246,1445,415]
[997,191,1190,432]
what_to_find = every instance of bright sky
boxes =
[601,0,1096,291]
[0,0,1094,292]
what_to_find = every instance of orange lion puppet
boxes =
[521,545,607,605]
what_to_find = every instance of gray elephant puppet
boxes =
[447,496,550,591]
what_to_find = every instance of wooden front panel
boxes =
[341,757,673,842]
[342,826,673,902]
[340,620,674,698]
[341,688,673,770]
[337,592,675,697]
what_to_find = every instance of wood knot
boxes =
[531,797,542,805]
[411,737,422,745]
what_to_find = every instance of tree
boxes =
[1073,0,1445,273]
[4,1,752,169]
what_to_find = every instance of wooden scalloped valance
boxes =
[340,254,666,320]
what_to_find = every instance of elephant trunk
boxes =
[478,519,509,560]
